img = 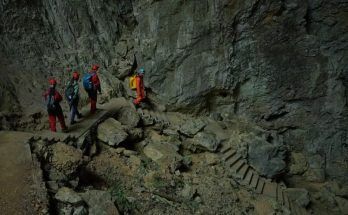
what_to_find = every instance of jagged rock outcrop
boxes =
[0,0,347,185]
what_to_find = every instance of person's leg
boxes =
[48,114,56,132]
[70,103,77,124]
[76,100,82,118]
[58,114,67,131]
[90,91,97,113]
[56,106,67,131]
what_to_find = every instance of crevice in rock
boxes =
[304,5,312,34]
[264,111,289,121]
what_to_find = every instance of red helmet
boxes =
[72,71,80,80]
[91,64,99,71]
[49,79,57,86]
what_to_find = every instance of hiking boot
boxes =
[70,120,77,125]
[62,127,69,133]
[77,113,83,119]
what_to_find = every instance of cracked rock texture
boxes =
[0,0,347,184]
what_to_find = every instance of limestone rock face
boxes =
[0,0,347,183]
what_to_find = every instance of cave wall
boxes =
[133,0,348,183]
[0,0,347,183]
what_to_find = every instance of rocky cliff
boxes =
[0,0,347,185]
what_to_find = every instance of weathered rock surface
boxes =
[179,119,206,137]
[144,142,183,169]
[49,143,83,176]
[289,152,308,175]
[285,188,311,208]
[55,187,83,205]
[80,190,120,215]
[247,137,287,178]
[190,132,220,152]
[115,106,140,128]
[97,118,128,146]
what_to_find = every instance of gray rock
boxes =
[180,184,197,200]
[144,142,182,169]
[191,132,220,152]
[289,152,308,175]
[179,119,206,137]
[335,196,348,215]
[247,137,287,178]
[47,180,59,192]
[304,154,326,182]
[55,187,84,205]
[127,127,144,141]
[48,168,68,182]
[115,106,140,128]
[162,128,180,139]
[123,149,137,156]
[49,143,83,177]
[58,205,73,215]
[204,153,220,165]
[97,118,128,147]
[81,190,120,215]
[285,188,310,208]
[73,206,88,215]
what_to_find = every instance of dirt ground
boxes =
[0,131,46,215]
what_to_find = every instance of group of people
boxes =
[44,64,146,132]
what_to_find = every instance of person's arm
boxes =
[92,75,101,93]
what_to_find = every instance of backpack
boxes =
[47,89,56,112]
[83,73,93,91]
[65,81,74,101]
[129,74,137,90]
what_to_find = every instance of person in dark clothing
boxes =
[88,64,101,114]
[44,79,67,132]
[67,71,83,125]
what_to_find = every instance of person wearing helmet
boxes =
[66,71,83,125]
[44,79,68,132]
[133,67,146,107]
[87,64,101,114]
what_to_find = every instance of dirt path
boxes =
[0,131,46,215]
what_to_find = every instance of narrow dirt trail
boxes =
[0,131,38,215]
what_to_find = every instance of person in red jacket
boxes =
[88,64,101,113]
[133,68,145,107]
[44,79,68,132]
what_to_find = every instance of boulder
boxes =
[191,132,220,152]
[73,206,88,215]
[179,118,206,137]
[289,152,308,175]
[144,142,182,169]
[247,137,287,178]
[80,190,120,215]
[55,187,84,205]
[49,143,83,176]
[115,106,140,128]
[97,118,128,146]
[285,188,310,208]
[335,196,348,215]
